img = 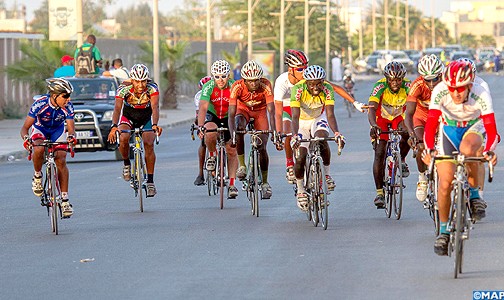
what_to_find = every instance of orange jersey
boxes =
[407,77,432,125]
[229,78,274,111]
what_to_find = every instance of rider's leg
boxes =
[143,131,156,181]
[414,126,428,202]
[235,115,247,180]
[258,133,269,183]
[203,121,218,171]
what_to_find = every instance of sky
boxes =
[5,0,452,22]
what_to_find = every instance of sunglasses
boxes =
[60,93,71,99]
[447,86,467,93]
[213,75,227,80]
[292,67,306,72]
[424,76,440,83]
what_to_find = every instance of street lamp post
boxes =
[153,0,160,85]
[207,0,212,74]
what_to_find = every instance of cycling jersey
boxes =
[200,79,235,119]
[425,82,498,152]
[28,94,74,132]
[369,78,411,120]
[230,78,274,111]
[475,76,490,93]
[290,80,335,120]
[116,81,159,108]
[274,72,294,107]
[406,77,431,127]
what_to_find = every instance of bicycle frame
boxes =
[382,129,405,220]
[237,129,273,217]
[430,153,493,278]
[204,127,229,209]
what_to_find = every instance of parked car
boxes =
[376,50,415,73]
[365,54,381,74]
[449,50,473,61]
[422,47,444,59]
[64,76,122,159]
[404,49,422,72]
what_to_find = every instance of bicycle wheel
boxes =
[303,161,312,222]
[453,182,464,279]
[252,149,260,217]
[315,157,329,230]
[48,164,59,235]
[308,162,319,227]
[136,151,144,213]
[428,170,440,236]
[392,153,403,220]
[219,147,226,209]
[384,155,393,218]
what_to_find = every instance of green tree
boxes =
[115,3,153,38]
[164,0,207,40]
[2,39,74,93]
[138,41,206,109]
[479,35,496,47]
[459,33,478,48]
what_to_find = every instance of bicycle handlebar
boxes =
[27,140,75,161]
[235,130,274,135]
[428,153,494,183]
[117,128,160,146]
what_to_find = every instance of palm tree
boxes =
[138,41,206,109]
[2,39,74,93]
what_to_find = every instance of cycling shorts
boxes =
[376,115,403,141]
[437,120,485,156]
[204,112,231,142]
[120,105,153,129]
[236,107,269,131]
[31,126,68,151]
[282,106,292,122]
[298,114,329,150]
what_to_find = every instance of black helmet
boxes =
[46,78,73,94]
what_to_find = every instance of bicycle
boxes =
[117,127,159,213]
[203,127,229,209]
[342,79,356,118]
[428,152,493,279]
[28,140,74,235]
[236,121,273,217]
[374,129,406,220]
[296,136,343,230]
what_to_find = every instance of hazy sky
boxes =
[5,0,451,22]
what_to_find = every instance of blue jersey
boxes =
[28,94,74,132]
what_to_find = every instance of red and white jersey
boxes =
[274,72,295,107]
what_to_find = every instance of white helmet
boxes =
[303,65,326,80]
[46,78,73,94]
[240,60,263,80]
[129,64,150,81]
[457,58,477,74]
[211,60,231,76]
[417,54,443,80]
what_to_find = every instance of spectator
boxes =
[232,63,242,80]
[331,51,342,82]
[54,55,75,78]
[493,51,501,73]
[74,34,102,75]
[102,58,129,83]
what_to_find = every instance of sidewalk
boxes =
[0,97,196,163]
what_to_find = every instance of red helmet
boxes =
[442,60,474,88]
[198,76,212,89]
[284,49,309,67]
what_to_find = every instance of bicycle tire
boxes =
[136,151,144,213]
[428,170,440,236]
[393,153,403,220]
[219,147,226,209]
[453,182,464,279]
[246,151,255,215]
[316,157,329,230]
[384,154,393,219]
[48,164,59,235]
[309,162,319,227]
[252,149,260,217]
[206,168,213,197]
[303,161,312,222]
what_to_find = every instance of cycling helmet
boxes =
[241,60,263,80]
[443,60,474,88]
[457,58,477,74]
[303,65,326,80]
[383,61,406,79]
[417,54,443,80]
[211,60,231,76]
[198,76,212,89]
[46,78,73,94]
[343,69,352,77]
[284,49,309,67]
[129,64,150,81]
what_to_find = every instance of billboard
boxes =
[251,51,276,82]
[49,0,77,41]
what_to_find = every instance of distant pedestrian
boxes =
[331,51,342,82]
[54,55,75,78]
[233,63,242,80]
[74,34,102,75]
[493,52,501,73]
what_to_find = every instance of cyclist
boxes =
[290,65,344,211]
[342,69,355,98]
[274,49,309,184]
[404,54,444,202]
[107,64,163,197]
[21,78,77,218]
[423,60,498,255]
[368,61,411,209]
[228,60,277,199]
[193,75,212,186]
[197,60,239,198]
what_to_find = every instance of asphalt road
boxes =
[1,74,503,300]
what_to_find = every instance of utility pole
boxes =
[395,0,399,50]
[280,0,285,73]
[304,0,309,54]
[248,0,253,60]
[384,0,389,50]
[359,0,363,59]
[76,0,83,47]
[431,0,435,47]
[153,0,160,85]
[207,0,212,74]
[405,0,409,49]
[372,0,376,51]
